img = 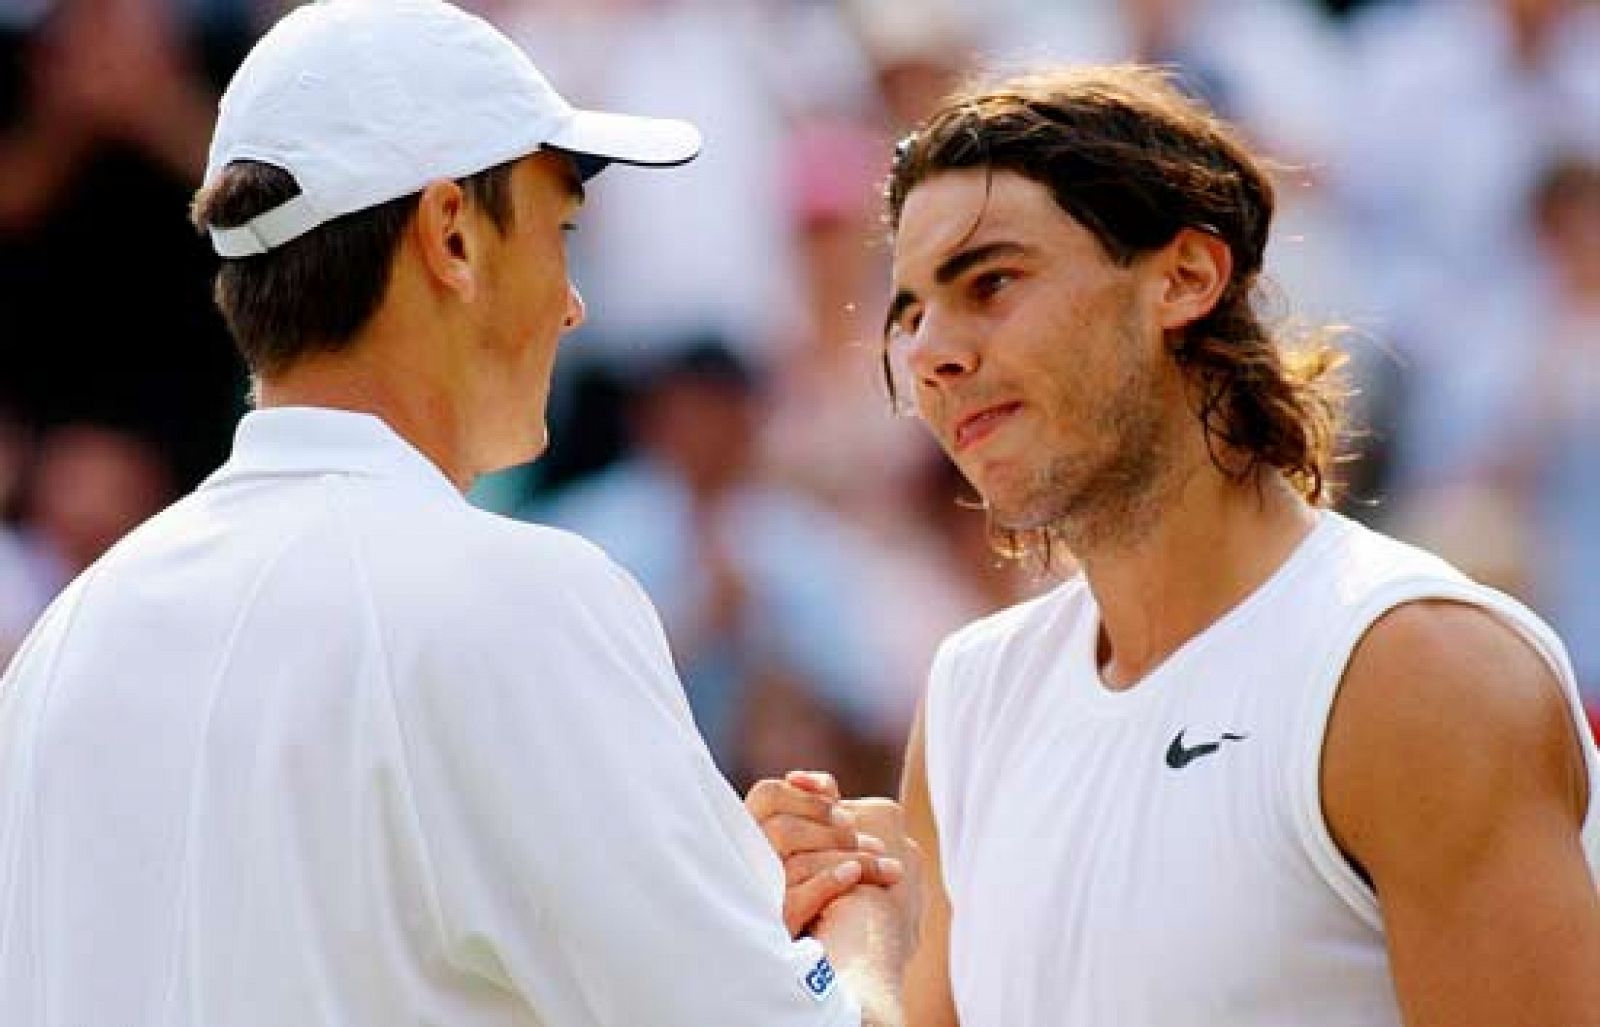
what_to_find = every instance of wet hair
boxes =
[885,65,1348,517]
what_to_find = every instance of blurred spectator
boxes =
[495,0,811,361]
[1498,158,1600,709]
[762,117,930,528]
[1390,154,1600,727]
[1340,0,1599,492]
[529,339,884,789]
[844,455,1041,758]
[0,404,25,514]
[0,0,248,489]
[842,0,977,131]
[0,422,172,664]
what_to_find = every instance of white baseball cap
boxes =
[204,0,702,259]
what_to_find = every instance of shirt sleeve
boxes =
[390,526,862,1027]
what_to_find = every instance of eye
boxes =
[889,305,922,340]
[560,221,579,235]
[971,270,1014,300]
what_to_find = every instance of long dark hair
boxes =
[885,65,1347,511]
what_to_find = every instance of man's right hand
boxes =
[748,773,924,1027]
[746,771,921,938]
[813,797,924,958]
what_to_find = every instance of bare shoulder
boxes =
[1323,598,1590,878]
[1340,599,1579,755]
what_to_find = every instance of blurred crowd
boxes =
[1,0,1596,790]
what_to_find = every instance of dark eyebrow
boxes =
[884,240,1031,338]
[935,240,1029,285]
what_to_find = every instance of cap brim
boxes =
[545,109,702,181]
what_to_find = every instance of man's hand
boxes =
[745,770,911,936]
[820,795,924,956]
[808,797,925,1027]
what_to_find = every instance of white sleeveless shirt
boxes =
[924,512,1600,1026]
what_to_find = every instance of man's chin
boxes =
[988,488,1080,534]
[974,474,1043,528]
[982,494,1038,532]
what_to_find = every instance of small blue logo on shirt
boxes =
[802,954,836,1002]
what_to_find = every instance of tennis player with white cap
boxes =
[0,2,916,1024]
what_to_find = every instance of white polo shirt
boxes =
[0,408,860,1027]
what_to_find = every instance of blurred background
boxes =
[1,0,1596,793]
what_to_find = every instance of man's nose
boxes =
[901,307,979,386]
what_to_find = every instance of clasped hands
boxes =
[745,770,923,944]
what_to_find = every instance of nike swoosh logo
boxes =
[1165,729,1249,769]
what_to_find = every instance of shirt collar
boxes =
[201,407,465,502]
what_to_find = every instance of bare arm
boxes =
[1323,600,1600,1027]
[900,701,959,1027]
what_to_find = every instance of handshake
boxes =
[745,770,925,978]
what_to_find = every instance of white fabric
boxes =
[205,0,700,257]
[209,193,326,258]
[924,511,1600,1027]
[0,408,860,1027]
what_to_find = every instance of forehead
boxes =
[892,169,1080,278]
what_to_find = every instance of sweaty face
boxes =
[474,151,587,468]
[887,169,1180,538]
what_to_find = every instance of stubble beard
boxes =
[990,318,1177,557]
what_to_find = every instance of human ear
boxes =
[413,180,477,302]
[1155,227,1233,332]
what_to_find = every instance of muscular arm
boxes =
[900,701,960,1027]
[1323,600,1600,1027]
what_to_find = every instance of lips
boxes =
[953,402,1022,452]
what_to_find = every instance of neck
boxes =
[1077,465,1318,690]
[254,339,477,494]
